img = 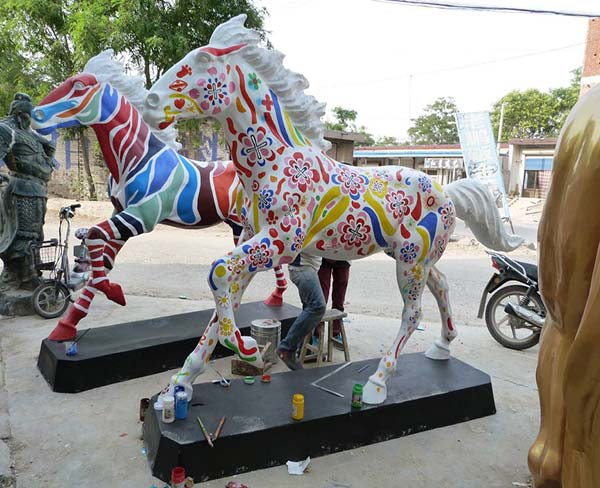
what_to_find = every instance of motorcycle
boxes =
[478,251,546,350]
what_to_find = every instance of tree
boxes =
[407,97,459,145]
[325,106,359,132]
[490,67,581,141]
[0,0,268,198]
[375,135,398,146]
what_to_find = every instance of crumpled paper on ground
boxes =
[287,456,311,475]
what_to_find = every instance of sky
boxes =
[257,0,598,141]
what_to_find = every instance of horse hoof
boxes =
[156,376,194,409]
[363,378,387,405]
[106,282,126,305]
[48,322,77,341]
[263,294,283,307]
[425,339,451,360]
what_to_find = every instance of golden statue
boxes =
[529,84,600,487]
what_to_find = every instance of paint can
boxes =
[175,391,188,420]
[251,319,281,363]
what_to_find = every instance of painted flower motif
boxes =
[227,255,245,275]
[216,294,230,307]
[242,237,274,271]
[248,72,262,90]
[283,152,319,192]
[337,212,372,250]
[197,67,235,115]
[400,241,420,264]
[291,227,305,252]
[417,175,433,193]
[239,208,255,238]
[332,166,369,200]
[238,126,275,167]
[373,168,395,182]
[280,194,301,232]
[368,177,387,197]
[438,201,455,230]
[385,190,414,221]
[258,188,276,212]
[230,281,240,294]
[408,282,421,301]
[411,263,424,282]
[433,234,448,259]
[219,317,234,337]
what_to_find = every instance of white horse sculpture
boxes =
[143,15,523,404]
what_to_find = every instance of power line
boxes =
[376,0,600,17]
[319,42,583,89]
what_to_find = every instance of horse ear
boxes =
[196,51,212,64]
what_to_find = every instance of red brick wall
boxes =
[581,18,600,96]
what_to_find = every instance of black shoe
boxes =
[277,348,303,370]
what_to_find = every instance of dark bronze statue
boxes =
[0,93,55,291]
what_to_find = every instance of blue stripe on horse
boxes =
[269,89,293,146]
[176,156,200,224]
[418,212,438,245]
[364,207,388,247]
[128,133,165,180]
[148,151,178,195]
[120,212,145,234]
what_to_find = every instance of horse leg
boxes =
[48,237,128,341]
[363,260,429,405]
[162,231,296,401]
[226,218,287,307]
[85,211,149,304]
[424,265,457,360]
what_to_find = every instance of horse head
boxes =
[32,73,103,134]
[143,16,253,131]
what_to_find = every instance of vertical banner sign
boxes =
[455,112,510,220]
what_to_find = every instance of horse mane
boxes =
[210,14,331,152]
[83,50,182,151]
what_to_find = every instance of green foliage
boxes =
[325,106,358,131]
[407,97,459,145]
[491,67,581,141]
[374,135,398,146]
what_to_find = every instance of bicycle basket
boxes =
[30,240,59,271]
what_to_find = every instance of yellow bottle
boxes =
[291,393,304,421]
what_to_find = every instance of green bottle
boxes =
[351,383,363,409]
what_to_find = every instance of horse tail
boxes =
[444,178,524,252]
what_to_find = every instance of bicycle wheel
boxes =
[32,281,71,319]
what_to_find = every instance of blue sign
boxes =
[455,112,510,219]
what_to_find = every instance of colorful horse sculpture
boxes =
[31,50,288,342]
[143,15,523,404]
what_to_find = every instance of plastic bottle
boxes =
[291,393,304,421]
[351,383,363,409]
[162,395,175,423]
[175,391,188,420]
[171,466,186,488]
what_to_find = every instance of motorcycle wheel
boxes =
[32,281,71,319]
[484,284,544,350]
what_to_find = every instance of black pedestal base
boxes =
[37,301,301,393]
[143,353,496,483]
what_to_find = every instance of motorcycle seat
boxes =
[516,260,538,282]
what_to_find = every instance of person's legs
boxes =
[331,266,350,335]
[318,264,332,304]
[278,266,326,368]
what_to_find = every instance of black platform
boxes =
[143,353,496,483]
[37,301,300,393]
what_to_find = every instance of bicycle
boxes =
[30,203,90,318]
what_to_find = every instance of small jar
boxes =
[291,393,304,421]
[162,395,175,423]
[171,466,186,488]
[351,383,363,409]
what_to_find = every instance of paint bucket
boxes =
[250,319,281,363]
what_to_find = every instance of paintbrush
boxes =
[213,416,226,440]
[196,416,214,448]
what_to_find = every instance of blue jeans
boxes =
[278,266,326,353]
